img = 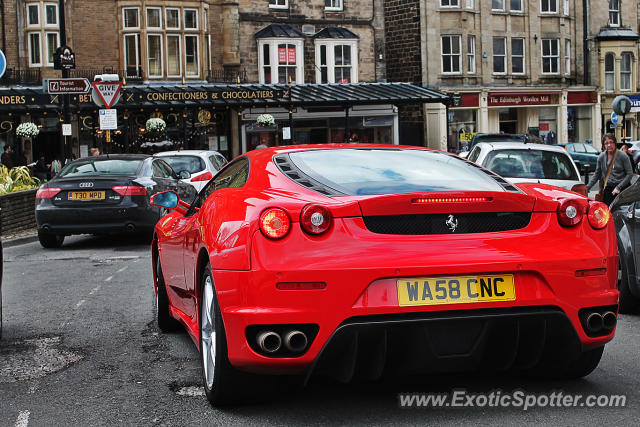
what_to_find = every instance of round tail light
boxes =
[588,202,611,229]
[557,198,586,227]
[300,205,333,235]
[260,208,291,239]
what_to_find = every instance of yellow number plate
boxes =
[68,191,105,201]
[397,274,515,307]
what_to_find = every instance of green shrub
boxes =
[0,165,41,194]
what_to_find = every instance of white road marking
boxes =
[75,300,85,308]
[117,266,128,273]
[104,276,113,282]
[15,410,30,427]
[89,285,101,295]
[175,386,205,397]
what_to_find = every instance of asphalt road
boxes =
[1,235,639,426]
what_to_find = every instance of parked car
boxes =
[459,133,528,158]
[563,142,600,175]
[154,150,228,192]
[611,176,640,313]
[624,140,640,169]
[151,144,617,406]
[35,154,197,248]
[469,142,587,196]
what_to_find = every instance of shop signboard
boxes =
[488,92,556,106]
[628,95,640,113]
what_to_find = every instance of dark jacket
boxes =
[1,151,13,169]
[586,149,634,191]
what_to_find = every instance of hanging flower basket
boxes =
[256,114,275,127]
[146,118,167,133]
[16,122,39,138]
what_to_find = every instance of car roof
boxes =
[79,154,149,160]
[476,142,567,153]
[154,150,222,156]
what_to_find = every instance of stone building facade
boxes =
[385,0,603,151]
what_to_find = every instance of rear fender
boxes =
[616,223,640,297]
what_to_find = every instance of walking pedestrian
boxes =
[587,133,634,205]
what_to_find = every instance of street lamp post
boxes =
[58,0,71,161]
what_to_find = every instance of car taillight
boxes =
[36,187,61,199]
[571,183,588,197]
[587,201,610,229]
[260,208,291,239]
[557,198,586,227]
[112,186,147,196]
[300,205,333,235]
[191,172,213,182]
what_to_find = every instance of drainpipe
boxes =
[583,0,589,85]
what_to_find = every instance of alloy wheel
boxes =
[201,275,216,389]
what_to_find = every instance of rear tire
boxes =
[619,259,640,314]
[38,232,64,248]
[200,263,249,406]
[155,255,180,332]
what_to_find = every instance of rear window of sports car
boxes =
[59,159,142,177]
[286,149,505,195]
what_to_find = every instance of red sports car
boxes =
[151,144,618,405]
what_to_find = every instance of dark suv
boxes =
[461,133,529,156]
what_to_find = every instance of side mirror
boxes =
[178,170,191,180]
[150,191,179,209]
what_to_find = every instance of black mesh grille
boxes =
[363,212,531,235]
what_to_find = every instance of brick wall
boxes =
[383,0,424,144]
[68,0,120,69]
[0,189,37,236]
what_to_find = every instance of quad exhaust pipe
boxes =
[585,311,617,333]
[255,329,308,354]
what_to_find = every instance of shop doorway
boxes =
[499,108,518,134]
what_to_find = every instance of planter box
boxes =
[0,189,37,236]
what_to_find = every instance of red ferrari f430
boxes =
[150,145,618,405]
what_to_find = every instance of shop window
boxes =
[621,52,632,91]
[26,2,60,68]
[605,53,615,92]
[564,39,571,75]
[541,0,558,13]
[325,0,343,11]
[624,119,633,141]
[441,35,461,74]
[121,5,208,79]
[269,0,288,9]
[609,0,620,27]
[493,37,506,74]
[258,39,304,84]
[441,0,459,7]
[315,40,359,83]
[541,39,559,74]
[492,0,504,11]
[467,35,475,74]
[511,38,524,74]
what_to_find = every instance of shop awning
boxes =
[0,82,450,112]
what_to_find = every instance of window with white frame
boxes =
[315,39,358,83]
[441,0,459,7]
[605,53,615,91]
[624,119,633,141]
[26,2,60,67]
[541,39,559,74]
[563,0,569,15]
[466,0,474,8]
[511,38,524,74]
[122,5,205,79]
[258,39,304,84]
[441,35,461,74]
[269,0,288,8]
[325,0,343,10]
[493,37,506,74]
[564,39,571,75]
[541,0,558,13]
[609,0,620,26]
[467,35,475,74]
[510,0,522,12]
[492,0,505,11]
[621,52,632,91]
